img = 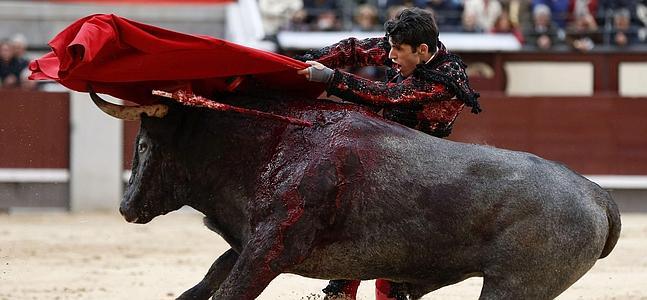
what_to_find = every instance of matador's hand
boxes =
[297,61,334,83]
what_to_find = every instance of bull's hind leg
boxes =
[176,248,238,300]
[477,241,601,300]
[478,274,553,300]
[478,261,598,300]
[478,269,589,300]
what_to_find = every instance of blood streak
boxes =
[152,89,313,127]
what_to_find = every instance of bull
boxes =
[91,90,620,300]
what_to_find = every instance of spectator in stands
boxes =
[462,11,485,32]
[302,0,341,31]
[566,12,601,51]
[425,0,464,30]
[0,39,22,89]
[610,8,639,46]
[11,34,36,90]
[570,0,598,21]
[462,0,503,32]
[500,0,532,31]
[532,0,570,28]
[637,0,647,41]
[285,8,312,31]
[526,3,563,49]
[598,0,638,43]
[492,10,526,42]
[258,0,304,36]
[352,4,380,31]
[314,10,341,31]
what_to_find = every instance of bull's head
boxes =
[90,91,189,223]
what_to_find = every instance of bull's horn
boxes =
[89,91,169,121]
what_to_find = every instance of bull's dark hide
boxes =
[120,93,620,300]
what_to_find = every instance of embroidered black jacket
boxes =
[297,37,480,137]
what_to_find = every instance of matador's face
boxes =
[388,37,431,77]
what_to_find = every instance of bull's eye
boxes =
[138,142,148,154]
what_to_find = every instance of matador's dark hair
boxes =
[384,7,439,53]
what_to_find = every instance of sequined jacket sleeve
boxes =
[295,37,392,69]
[326,70,454,107]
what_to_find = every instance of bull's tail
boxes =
[599,191,621,259]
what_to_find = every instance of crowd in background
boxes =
[0,34,35,90]
[260,0,647,51]
[2,1,645,91]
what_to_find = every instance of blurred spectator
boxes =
[259,0,303,35]
[302,0,341,31]
[492,11,526,42]
[0,34,36,90]
[569,0,598,21]
[314,10,341,31]
[610,8,639,46]
[352,4,380,31]
[566,12,601,51]
[10,34,28,67]
[11,34,36,90]
[462,10,485,32]
[1,39,21,89]
[532,0,570,28]
[463,0,503,32]
[425,0,463,30]
[285,9,311,31]
[500,0,532,30]
[638,0,647,41]
[526,3,564,49]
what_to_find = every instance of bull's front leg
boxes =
[210,219,312,300]
[176,248,238,300]
[209,156,335,299]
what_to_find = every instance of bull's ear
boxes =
[88,85,169,121]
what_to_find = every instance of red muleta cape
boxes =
[30,14,324,105]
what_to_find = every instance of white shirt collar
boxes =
[424,46,439,64]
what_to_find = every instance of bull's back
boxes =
[296,109,617,272]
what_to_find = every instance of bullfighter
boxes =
[297,7,482,300]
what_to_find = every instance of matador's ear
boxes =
[417,43,430,54]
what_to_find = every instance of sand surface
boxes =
[0,211,645,300]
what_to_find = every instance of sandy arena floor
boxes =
[0,211,645,300]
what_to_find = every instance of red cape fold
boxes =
[30,14,325,105]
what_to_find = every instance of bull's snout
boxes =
[119,201,140,223]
